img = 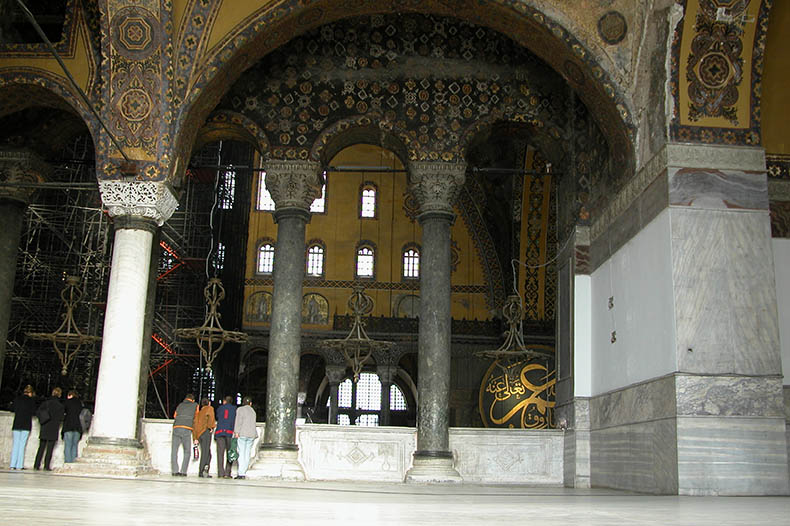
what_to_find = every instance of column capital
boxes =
[98,180,179,226]
[0,148,50,205]
[325,364,347,385]
[376,364,399,384]
[263,160,322,213]
[408,161,466,216]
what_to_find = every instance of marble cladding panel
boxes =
[784,386,790,421]
[675,375,784,417]
[564,429,591,488]
[589,170,669,272]
[297,425,416,482]
[676,416,789,495]
[668,168,768,210]
[671,208,781,375]
[141,419,265,475]
[450,428,564,485]
[590,418,679,494]
[590,375,676,430]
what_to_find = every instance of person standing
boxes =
[214,395,236,478]
[233,396,257,480]
[171,393,198,477]
[9,385,36,470]
[61,390,83,463]
[193,397,216,478]
[34,387,65,471]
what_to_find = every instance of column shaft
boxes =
[263,209,309,448]
[91,226,154,442]
[0,200,25,385]
[415,212,453,453]
[328,383,340,424]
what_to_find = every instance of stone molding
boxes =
[98,181,179,226]
[591,143,767,242]
[0,148,50,205]
[263,160,322,212]
[408,161,466,215]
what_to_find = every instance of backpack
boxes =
[79,407,92,433]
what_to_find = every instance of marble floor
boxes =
[1,471,789,525]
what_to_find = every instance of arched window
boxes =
[257,243,275,274]
[402,245,420,279]
[306,243,325,277]
[310,171,327,213]
[356,245,374,278]
[328,372,409,426]
[360,182,377,218]
[219,166,235,209]
[257,171,275,211]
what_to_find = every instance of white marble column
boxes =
[251,160,321,480]
[405,161,464,483]
[62,181,177,476]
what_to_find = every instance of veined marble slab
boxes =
[668,168,768,210]
[675,374,783,417]
[450,428,564,485]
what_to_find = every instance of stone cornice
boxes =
[98,180,179,226]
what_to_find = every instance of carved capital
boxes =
[408,161,466,215]
[263,160,322,212]
[0,148,50,205]
[325,364,347,385]
[376,364,399,384]
[98,180,179,226]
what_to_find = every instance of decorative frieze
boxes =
[263,160,322,212]
[98,181,178,226]
[408,161,466,216]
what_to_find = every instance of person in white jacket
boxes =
[233,396,257,479]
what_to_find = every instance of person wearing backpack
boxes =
[61,390,83,463]
[34,387,64,471]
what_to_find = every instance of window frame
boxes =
[310,171,328,214]
[305,240,326,278]
[256,241,276,275]
[355,242,376,280]
[256,171,275,211]
[402,243,420,280]
[359,181,378,219]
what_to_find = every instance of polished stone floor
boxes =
[1,471,789,525]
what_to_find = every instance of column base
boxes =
[57,437,155,478]
[246,446,306,481]
[405,454,462,483]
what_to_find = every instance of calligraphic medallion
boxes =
[478,356,556,429]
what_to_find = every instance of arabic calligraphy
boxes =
[479,359,556,429]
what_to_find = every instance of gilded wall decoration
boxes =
[767,153,790,180]
[670,0,772,145]
[597,11,628,45]
[246,291,273,323]
[479,357,556,429]
[302,293,329,325]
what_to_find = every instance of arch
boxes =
[311,116,412,167]
[174,2,636,186]
[194,110,272,158]
[0,72,100,152]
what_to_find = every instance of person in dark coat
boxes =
[61,390,83,463]
[34,387,65,471]
[214,395,237,478]
[9,385,36,470]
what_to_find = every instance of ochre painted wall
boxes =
[243,143,491,330]
[762,0,790,155]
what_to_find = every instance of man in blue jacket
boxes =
[214,395,237,478]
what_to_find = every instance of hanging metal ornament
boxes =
[322,285,394,382]
[26,275,102,375]
[174,278,248,371]
[474,294,549,369]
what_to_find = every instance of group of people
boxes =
[171,394,257,479]
[9,385,90,471]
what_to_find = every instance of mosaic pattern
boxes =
[767,154,790,180]
[175,0,636,185]
[598,11,628,45]
[245,278,488,295]
[219,14,570,164]
[670,0,773,145]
